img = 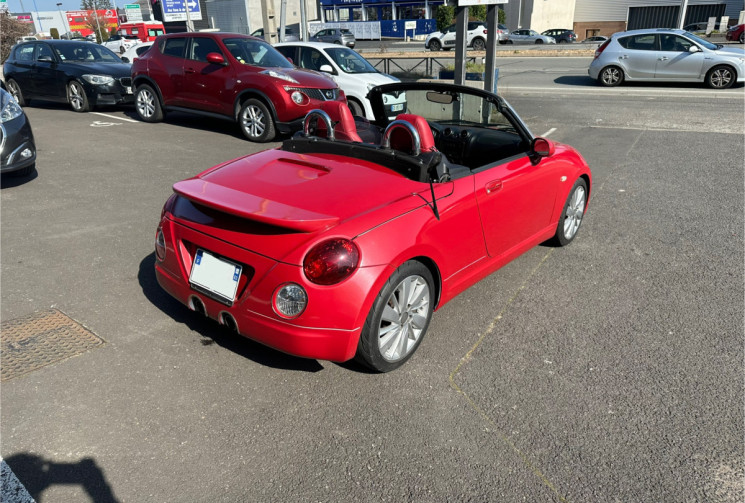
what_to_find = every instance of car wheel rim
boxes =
[8,82,21,102]
[69,83,84,110]
[136,90,155,118]
[563,186,586,240]
[241,105,266,138]
[602,68,619,85]
[377,275,430,362]
[711,69,731,88]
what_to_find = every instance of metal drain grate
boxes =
[1,309,104,382]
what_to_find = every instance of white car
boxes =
[120,42,153,63]
[101,34,139,54]
[275,41,405,120]
[425,21,496,51]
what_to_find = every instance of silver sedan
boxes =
[505,29,556,45]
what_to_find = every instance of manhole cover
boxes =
[1,309,104,382]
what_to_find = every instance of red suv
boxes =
[131,32,345,142]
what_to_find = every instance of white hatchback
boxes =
[275,41,405,120]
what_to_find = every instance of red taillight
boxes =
[594,39,611,59]
[303,239,360,285]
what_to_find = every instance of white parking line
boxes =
[91,112,139,123]
[542,128,557,137]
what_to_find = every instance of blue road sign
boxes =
[161,0,201,22]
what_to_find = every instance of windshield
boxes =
[223,38,293,68]
[379,88,512,129]
[325,47,376,74]
[683,32,719,50]
[54,43,122,62]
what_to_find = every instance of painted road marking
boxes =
[91,112,139,123]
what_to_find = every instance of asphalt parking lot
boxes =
[1,74,744,502]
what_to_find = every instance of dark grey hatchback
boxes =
[3,40,134,113]
[0,87,36,177]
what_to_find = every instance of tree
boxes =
[469,5,485,22]
[0,12,32,64]
[435,5,454,33]
[81,0,113,10]
[50,27,60,39]
[83,11,112,42]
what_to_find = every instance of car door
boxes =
[158,36,188,107]
[441,25,457,49]
[32,43,66,100]
[297,46,332,73]
[510,30,528,44]
[654,34,704,80]
[617,33,659,79]
[8,44,36,96]
[181,36,234,115]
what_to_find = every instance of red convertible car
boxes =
[154,83,591,372]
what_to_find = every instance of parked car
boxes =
[250,27,300,42]
[542,29,577,43]
[152,81,592,372]
[310,28,355,48]
[3,40,134,112]
[101,34,139,54]
[425,21,502,51]
[131,32,344,142]
[0,87,36,177]
[582,36,608,44]
[120,41,153,63]
[725,24,744,43]
[589,28,745,89]
[275,41,404,119]
[683,22,709,35]
[506,29,556,44]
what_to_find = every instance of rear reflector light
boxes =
[155,228,166,261]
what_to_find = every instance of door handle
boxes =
[485,180,503,194]
[658,56,669,61]
[185,68,196,73]
[619,55,628,59]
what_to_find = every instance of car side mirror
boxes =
[121,56,130,63]
[688,45,701,53]
[286,56,293,64]
[532,137,555,158]
[37,55,54,63]
[206,52,227,65]
[319,64,333,73]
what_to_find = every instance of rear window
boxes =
[617,34,656,50]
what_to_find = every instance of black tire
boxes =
[67,80,90,112]
[471,37,485,51]
[706,65,735,89]
[559,39,568,44]
[599,65,624,87]
[554,178,588,246]
[507,40,514,45]
[6,79,27,106]
[355,261,435,372]
[238,98,275,142]
[134,84,164,122]
[347,99,364,117]
[10,163,35,177]
[429,39,441,51]
[333,40,342,45]
[535,39,544,44]
[740,32,744,43]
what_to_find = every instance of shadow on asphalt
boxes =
[553,75,598,86]
[555,75,745,90]
[4,453,120,503]
[0,167,38,188]
[137,253,325,372]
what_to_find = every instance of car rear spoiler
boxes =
[173,179,339,232]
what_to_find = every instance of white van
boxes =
[275,41,405,120]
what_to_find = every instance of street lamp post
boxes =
[56,2,69,38]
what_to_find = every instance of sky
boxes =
[6,0,128,14]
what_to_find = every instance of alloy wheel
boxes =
[241,104,266,139]
[601,67,621,85]
[136,89,156,118]
[563,185,586,240]
[709,68,732,88]
[377,275,431,362]
[69,83,85,111]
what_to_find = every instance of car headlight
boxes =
[82,74,115,85]
[0,98,24,123]
[260,69,299,84]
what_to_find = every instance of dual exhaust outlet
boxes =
[189,296,238,333]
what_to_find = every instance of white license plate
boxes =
[189,249,241,305]
[391,104,404,112]
[124,86,133,94]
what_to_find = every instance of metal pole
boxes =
[484,3,498,95]
[299,0,307,41]
[32,0,43,33]
[678,0,689,29]
[453,5,467,85]
[279,0,287,42]
[185,0,193,32]
[57,3,69,37]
